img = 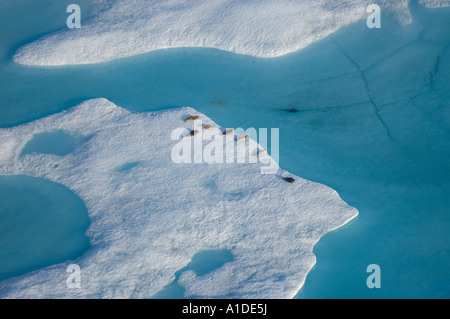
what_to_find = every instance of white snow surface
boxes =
[13,0,450,66]
[0,99,357,298]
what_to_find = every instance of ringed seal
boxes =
[283,177,296,183]
[184,130,200,138]
[184,115,200,122]
[253,149,268,157]
[236,134,249,142]
[222,129,234,135]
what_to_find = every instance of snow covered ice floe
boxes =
[13,0,450,66]
[0,98,357,298]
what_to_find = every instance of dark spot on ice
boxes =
[283,177,296,183]
[222,129,234,135]
[185,130,199,137]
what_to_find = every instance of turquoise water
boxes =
[0,1,449,298]
[0,175,90,281]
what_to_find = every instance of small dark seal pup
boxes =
[222,129,234,135]
[283,177,295,183]
[184,130,200,138]
[185,115,200,122]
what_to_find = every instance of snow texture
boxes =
[13,0,450,66]
[0,99,357,298]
